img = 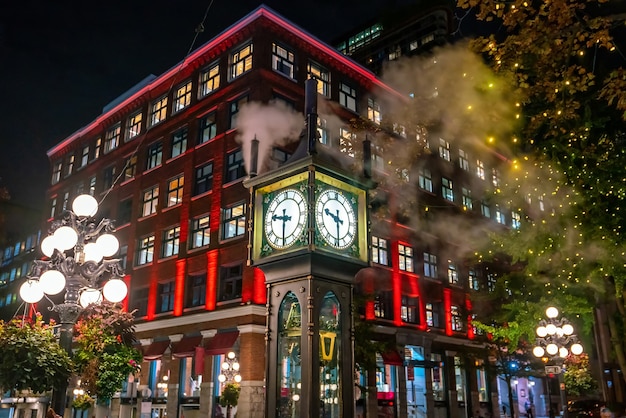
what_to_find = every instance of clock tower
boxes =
[244,79,373,418]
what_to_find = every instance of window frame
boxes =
[339,82,357,111]
[126,111,143,141]
[398,243,414,273]
[199,62,220,98]
[171,127,188,159]
[190,214,211,249]
[221,202,246,240]
[141,185,159,217]
[194,162,214,196]
[136,234,155,266]
[166,174,184,207]
[271,42,296,79]
[173,80,192,113]
[230,42,253,79]
[161,226,181,258]
[150,95,168,126]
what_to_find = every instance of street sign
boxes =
[545,365,561,374]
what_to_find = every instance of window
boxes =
[220,264,242,301]
[161,226,180,258]
[462,187,473,210]
[166,175,184,207]
[469,269,480,290]
[374,291,394,320]
[439,138,450,161]
[418,168,433,192]
[230,43,253,79]
[50,197,57,219]
[229,96,248,129]
[103,165,116,190]
[539,195,545,211]
[65,155,75,177]
[222,203,246,239]
[171,127,188,158]
[442,177,454,202]
[459,149,470,171]
[104,124,121,153]
[476,160,485,180]
[186,272,206,308]
[194,162,213,195]
[339,128,356,157]
[198,112,217,144]
[388,45,402,60]
[451,305,463,331]
[339,82,357,111]
[62,192,69,211]
[123,155,137,181]
[272,43,295,79]
[51,161,62,184]
[173,81,192,112]
[89,176,96,195]
[317,117,329,145]
[80,145,89,167]
[426,303,439,327]
[146,142,163,170]
[131,287,149,317]
[158,281,175,313]
[270,147,290,166]
[495,205,505,224]
[481,201,491,218]
[150,96,168,126]
[118,245,128,271]
[136,235,155,266]
[367,98,381,124]
[93,138,102,160]
[398,244,414,272]
[141,186,159,217]
[492,168,501,187]
[512,212,521,229]
[423,252,437,279]
[225,149,245,182]
[487,272,497,292]
[117,198,133,226]
[372,236,388,265]
[401,296,419,324]
[448,262,459,285]
[75,182,84,196]
[307,61,330,97]
[190,215,210,249]
[126,111,142,141]
[199,63,220,97]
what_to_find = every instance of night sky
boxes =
[0,0,398,237]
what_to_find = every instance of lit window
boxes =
[374,291,394,320]
[442,177,454,202]
[451,306,463,331]
[124,155,137,181]
[52,161,62,184]
[222,203,246,239]
[339,82,357,111]
[161,226,180,258]
[487,272,497,292]
[94,138,102,160]
[307,61,330,97]
[65,155,75,177]
[492,168,501,187]
[173,81,192,113]
[230,43,253,79]
[225,149,245,182]
[476,160,485,180]
[419,168,433,192]
[459,149,469,171]
[462,187,473,210]
[126,111,142,141]
[388,45,402,60]
[495,205,505,224]
[150,96,168,126]
[50,197,57,219]
[448,262,458,285]
[171,127,188,158]
[317,117,329,145]
[194,162,214,196]
[539,196,545,211]
[367,98,382,125]
[398,243,414,272]
[469,269,480,290]
[80,145,89,167]
[199,112,217,144]
[423,252,437,278]
[339,128,355,157]
[220,264,243,301]
[481,202,491,218]
[89,176,96,196]
[104,124,121,153]
[166,175,184,207]
[190,215,210,249]
[136,235,155,266]
[62,193,69,211]
[199,63,220,97]
[512,212,521,229]
[401,296,419,324]
[439,138,450,161]
[141,185,159,217]
[272,43,295,79]
[426,303,439,327]
[372,236,388,265]
[146,142,163,170]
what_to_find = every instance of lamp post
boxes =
[218,352,241,418]
[532,307,584,418]
[19,194,128,417]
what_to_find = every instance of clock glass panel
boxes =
[264,188,307,249]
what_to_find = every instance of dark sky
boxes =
[0,0,399,236]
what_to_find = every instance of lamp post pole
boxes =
[532,307,584,418]
[20,194,128,417]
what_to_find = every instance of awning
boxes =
[143,339,170,361]
[172,334,203,359]
[381,349,404,366]
[204,330,240,356]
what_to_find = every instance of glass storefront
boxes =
[276,292,302,418]
[319,292,341,418]
[405,346,427,418]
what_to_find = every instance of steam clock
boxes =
[245,79,373,418]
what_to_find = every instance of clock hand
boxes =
[324,208,344,246]
[273,209,292,245]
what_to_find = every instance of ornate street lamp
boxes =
[218,351,242,384]
[19,194,128,416]
[533,307,583,418]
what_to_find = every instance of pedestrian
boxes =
[525,400,533,418]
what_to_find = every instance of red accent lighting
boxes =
[206,250,218,311]
[444,288,452,336]
[174,259,186,316]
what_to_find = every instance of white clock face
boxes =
[264,188,307,249]
[315,189,357,249]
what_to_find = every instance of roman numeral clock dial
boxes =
[315,188,357,250]
[264,188,307,249]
